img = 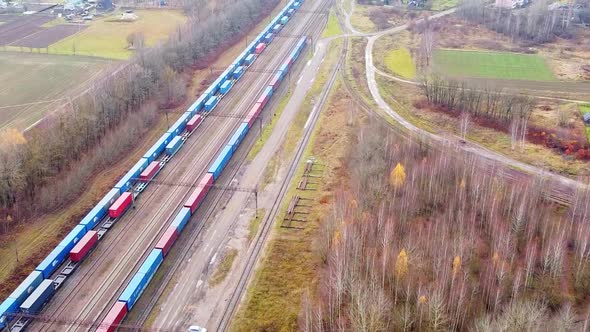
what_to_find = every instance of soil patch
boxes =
[13,24,87,48]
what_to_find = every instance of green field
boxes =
[580,104,590,142]
[384,47,416,79]
[47,10,187,59]
[430,0,459,10]
[0,52,110,130]
[433,49,555,81]
[322,10,342,38]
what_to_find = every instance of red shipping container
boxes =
[187,114,203,132]
[155,226,179,256]
[139,161,160,182]
[269,76,280,89]
[108,192,132,218]
[245,114,255,128]
[250,102,263,119]
[184,174,214,213]
[70,231,98,262]
[97,301,127,332]
[255,42,266,54]
[257,94,269,108]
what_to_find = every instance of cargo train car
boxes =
[187,114,203,132]
[0,297,18,329]
[108,192,133,219]
[220,80,234,95]
[228,123,249,153]
[184,173,214,213]
[143,132,173,163]
[171,207,191,233]
[166,136,183,156]
[257,86,273,108]
[208,145,233,180]
[155,226,178,257]
[0,0,305,328]
[119,249,162,310]
[97,301,127,332]
[19,279,54,314]
[36,225,87,278]
[233,66,245,80]
[245,54,256,66]
[114,158,149,194]
[70,231,98,262]
[79,188,121,231]
[187,94,207,116]
[205,96,219,112]
[139,161,161,182]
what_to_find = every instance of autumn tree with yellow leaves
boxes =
[306,122,590,332]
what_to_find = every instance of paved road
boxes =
[337,1,588,190]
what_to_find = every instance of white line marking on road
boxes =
[210,253,217,264]
[196,279,203,288]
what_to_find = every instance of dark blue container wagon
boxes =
[143,132,173,163]
[208,145,233,180]
[19,279,55,314]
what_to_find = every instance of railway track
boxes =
[29,3,326,332]
[215,1,337,330]
[332,5,580,207]
[134,0,330,329]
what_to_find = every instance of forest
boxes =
[302,121,590,331]
[458,0,575,43]
[0,0,279,232]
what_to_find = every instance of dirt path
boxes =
[335,4,590,192]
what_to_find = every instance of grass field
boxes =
[322,9,342,38]
[48,10,187,59]
[433,49,555,81]
[0,52,110,130]
[580,104,590,142]
[384,47,416,79]
[430,0,459,10]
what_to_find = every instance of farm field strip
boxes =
[433,49,556,81]
[12,24,88,48]
[0,52,110,130]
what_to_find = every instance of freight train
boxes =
[0,1,306,331]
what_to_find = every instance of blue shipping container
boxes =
[273,24,281,33]
[114,158,149,194]
[143,132,173,163]
[264,33,274,43]
[166,136,183,156]
[20,279,54,314]
[233,66,245,80]
[220,80,233,95]
[208,145,233,180]
[138,249,163,276]
[204,85,217,101]
[8,271,43,305]
[228,123,249,152]
[263,86,273,99]
[287,8,294,16]
[205,96,219,112]
[0,297,18,329]
[245,54,255,66]
[187,94,207,116]
[171,207,192,233]
[294,1,300,7]
[59,225,87,255]
[280,16,289,24]
[167,112,190,136]
[79,188,120,230]
[119,272,153,310]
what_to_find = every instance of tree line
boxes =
[458,0,575,44]
[420,75,534,124]
[302,121,590,331]
[0,0,279,232]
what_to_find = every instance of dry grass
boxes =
[209,248,238,286]
[230,39,352,331]
[47,10,187,59]
[376,75,590,176]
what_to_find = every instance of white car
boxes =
[188,326,207,332]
